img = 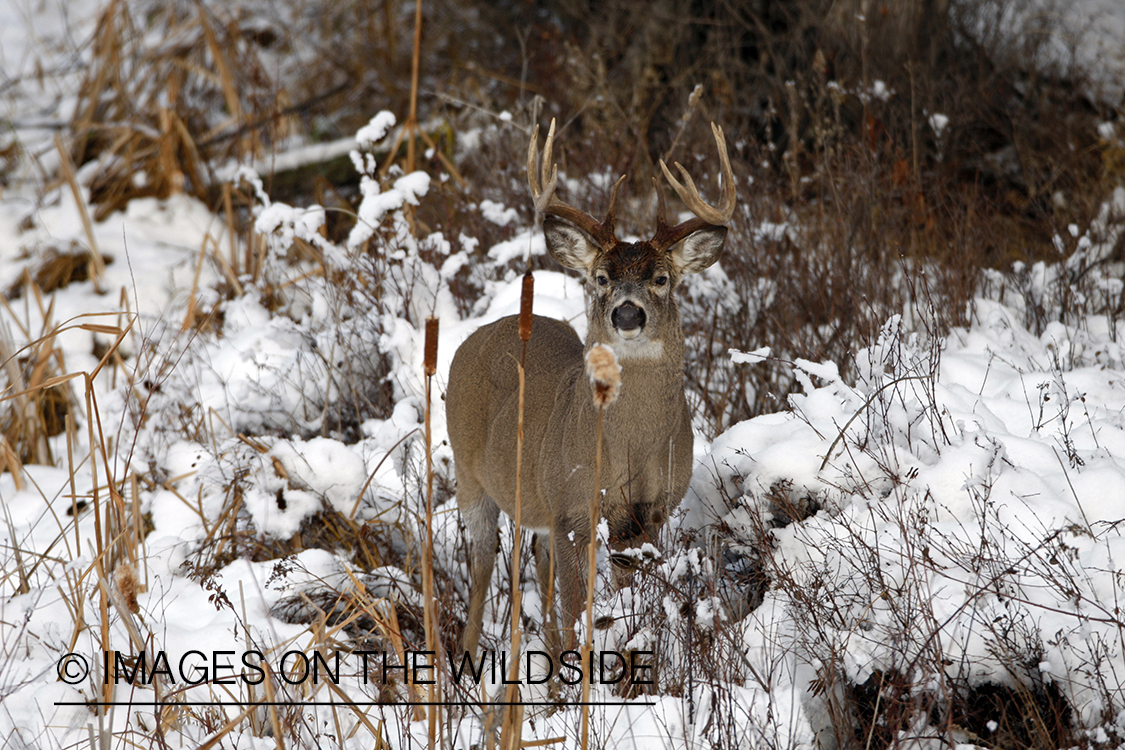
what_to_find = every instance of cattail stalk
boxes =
[422,316,441,746]
[519,272,534,349]
[502,273,534,749]
[581,345,620,749]
[86,375,112,711]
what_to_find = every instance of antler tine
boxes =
[527,121,558,214]
[658,122,737,227]
[527,119,616,245]
[602,173,627,239]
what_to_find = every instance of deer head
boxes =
[528,120,737,361]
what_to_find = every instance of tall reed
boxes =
[422,316,441,747]
[581,344,620,749]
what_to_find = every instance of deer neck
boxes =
[580,336,686,440]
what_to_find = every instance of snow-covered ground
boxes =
[3,1,1125,748]
[2,103,1124,746]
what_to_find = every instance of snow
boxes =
[355,111,398,150]
[2,2,1125,748]
[729,345,771,364]
[928,113,949,139]
[686,301,1125,735]
[271,436,368,517]
[5,158,1125,750]
[1031,0,1125,102]
[479,199,519,227]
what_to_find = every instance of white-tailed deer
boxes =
[447,121,737,655]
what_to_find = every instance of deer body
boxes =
[447,122,736,655]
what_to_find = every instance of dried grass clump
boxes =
[69,0,287,220]
[3,244,111,300]
[0,293,76,466]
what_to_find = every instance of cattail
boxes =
[518,272,534,342]
[424,317,439,376]
[585,344,621,406]
[115,562,140,614]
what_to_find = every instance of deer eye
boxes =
[596,274,609,287]
[654,275,668,286]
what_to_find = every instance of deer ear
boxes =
[671,226,727,275]
[544,216,599,271]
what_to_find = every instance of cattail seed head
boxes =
[519,272,534,342]
[424,317,439,376]
[115,562,140,614]
[585,344,621,407]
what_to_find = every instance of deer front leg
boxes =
[607,500,667,590]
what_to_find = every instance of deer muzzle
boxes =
[611,301,646,334]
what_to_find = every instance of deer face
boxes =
[529,119,735,359]
[544,217,727,358]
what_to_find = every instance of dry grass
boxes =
[39,0,1119,434]
[3,0,1124,748]
[67,1,266,218]
[0,284,122,468]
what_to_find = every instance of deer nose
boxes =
[611,302,646,331]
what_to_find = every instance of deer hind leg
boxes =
[459,476,500,656]
[532,531,561,654]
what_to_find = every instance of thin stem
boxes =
[581,404,604,750]
[407,0,423,173]
[502,361,527,749]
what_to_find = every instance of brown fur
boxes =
[447,219,727,654]
[447,122,735,654]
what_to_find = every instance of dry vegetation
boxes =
[46,0,1124,434]
[3,0,1125,748]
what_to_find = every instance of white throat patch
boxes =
[614,338,665,360]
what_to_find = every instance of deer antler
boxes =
[528,119,625,247]
[651,122,737,251]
